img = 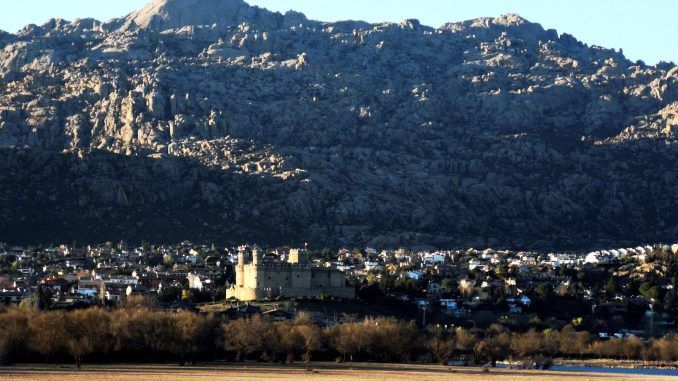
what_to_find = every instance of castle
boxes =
[226,247,355,301]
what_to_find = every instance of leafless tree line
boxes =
[425,324,677,365]
[0,308,676,368]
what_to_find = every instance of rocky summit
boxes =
[0,0,676,249]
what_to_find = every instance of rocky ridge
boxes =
[0,0,676,248]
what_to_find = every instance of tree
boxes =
[329,323,364,362]
[65,308,113,369]
[604,277,618,295]
[495,264,509,279]
[441,278,457,293]
[295,322,323,362]
[647,336,678,362]
[28,311,68,363]
[454,327,477,355]
[275,322,303,362]
[535,284,553,299]
[511,329,542,358]
[474,332,511,366]
[620,336,643,360]
[112,309,175,357]
[158,286,182,303]
[590,338,624,359]
[541,328,559,357]
[36,285,52,311]
[287,314,324,362]
[223,316,276,361]
[181,289,195,303]
[639,283,661,301]
[163,253,175,266]
[426,326,454,364]
[172,312,217,365]
[366,318,420,362]
[558,325,590,358]
[0,309,30,364]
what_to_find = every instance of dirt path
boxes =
[0,363,673,381]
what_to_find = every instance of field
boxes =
[0,363,674,381]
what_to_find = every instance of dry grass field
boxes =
[0,363,674,381]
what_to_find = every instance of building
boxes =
[187,273,204,291]
[226,247,354,301]
[440,298,458,312]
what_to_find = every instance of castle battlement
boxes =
[238,262,314,270]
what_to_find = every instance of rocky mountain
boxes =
[0,0,676,249]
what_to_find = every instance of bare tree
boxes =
[172,312,216,365]
[28,311,68,363]
[223,316,276,361]
[295,323,323,362]
[475,332,510,366]
[511,329,542,358]
[65,308,113,369]
[454,327,477,358]
[426,326,454,364]
[328,323,363,362]
[0,309,30,364]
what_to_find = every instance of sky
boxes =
[1,0,675,64]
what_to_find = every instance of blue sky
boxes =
[1,0,675,64]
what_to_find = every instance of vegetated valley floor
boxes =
[0,363,674,381]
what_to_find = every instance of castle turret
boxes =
[288,248,309,265]
[252,246,262,267]
[236,246,246,287]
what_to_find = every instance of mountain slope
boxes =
[0,0,676,249]
[118,0,289,32]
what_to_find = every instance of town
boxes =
[1,240,676,339]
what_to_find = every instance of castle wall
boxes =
[235,264,244,287]
[226,262,354,301]
[243,265,259,289]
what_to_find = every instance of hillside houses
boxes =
[0,240,674,336]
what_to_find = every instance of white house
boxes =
[424,253,445,265]
[405,270,425,280]
[187,273,204,291]
[364,261,381,271]
[585,251,601,264]
[468,260,484,271]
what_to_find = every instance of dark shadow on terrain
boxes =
[0,148,300,247]
[0,138,675,250]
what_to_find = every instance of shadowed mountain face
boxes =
[0,0,676,249]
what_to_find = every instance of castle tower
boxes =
[252,246,262,267]
[288,248,309,265]
[236,247,246,287]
